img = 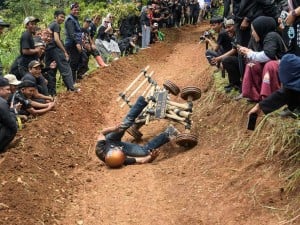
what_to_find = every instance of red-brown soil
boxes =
[0,24,299,225]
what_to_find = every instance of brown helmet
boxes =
[105,147,125,168]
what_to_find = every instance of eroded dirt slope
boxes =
[0,24,299,225]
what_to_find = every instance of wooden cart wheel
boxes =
[163,80,180,96]
[175,133,198,148]
[180,86,201,101]
[127,125,143,140]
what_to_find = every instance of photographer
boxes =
[204,16,233,67]
[9,80,55,117]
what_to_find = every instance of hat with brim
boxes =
[0,19,10,27]
[224,18,235,27]
[23,16,40,26]
[4,74,22,86]
[28,60,42,69]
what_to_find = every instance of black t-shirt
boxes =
[96,25,110,41]
[47,21,61,49]
[19,31,37,67]
[9,90,32,116]
[22,73,48,96]
[88,22,97,39]
[0,97,17,132]
[217,28,233,54]
[95,140,136,165]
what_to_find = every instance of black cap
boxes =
[19,80,36,88]
[0,77,9,87]
[210,16,223,24]
[0,19,10,27]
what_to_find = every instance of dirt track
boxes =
[0,24,299,225]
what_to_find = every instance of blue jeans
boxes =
[105,96,170,157]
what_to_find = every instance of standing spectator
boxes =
[0,78,17,152]
[223,0,232,18]
[65,2,82,83]
[18,16,42,78]
[205,16,233,66]
[0,19,10,76]
[189,0,200,24]
[286,0,300,56]
[140,6,151,48]
[46,10,76,94]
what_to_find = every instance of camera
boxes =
[14,94,30,107]
[199,30,212,41]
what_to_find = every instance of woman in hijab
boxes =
[248,53,300,117]
[239,16,287,102]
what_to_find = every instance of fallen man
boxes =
[95,96,179,168]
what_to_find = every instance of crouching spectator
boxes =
[22,60,53,103]
[95,14,121,62]
[204,16,233,67]
[9,80,55,117]
[248,54,300,120]
[118,34,139,56]
[0,78,18,152]
[240,16,287,102]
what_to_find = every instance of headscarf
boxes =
[251,16,276,44]
[279,54,300,91]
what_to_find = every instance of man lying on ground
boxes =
[95,96,179,167]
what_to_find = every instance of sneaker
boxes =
[165,125,180,139]
[279,107,297,118]
[68,87,81,93]
[224,84,233,93]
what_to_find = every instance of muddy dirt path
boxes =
[0,24,297,225]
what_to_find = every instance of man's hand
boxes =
[211,56,221,65]
[76,43,82,53]
[240,18,249,30]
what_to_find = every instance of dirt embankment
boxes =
[0,24,299,225]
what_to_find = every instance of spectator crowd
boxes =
[202,0,299,134]
[1,0,299,152]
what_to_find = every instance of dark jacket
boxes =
[64,14,82,47]
[0,97,17,133]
